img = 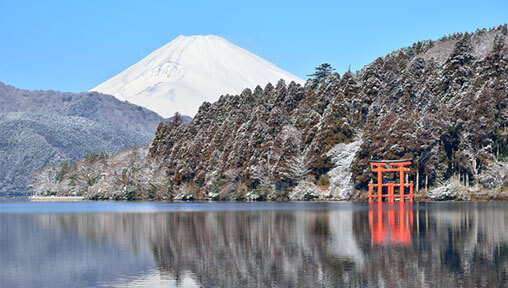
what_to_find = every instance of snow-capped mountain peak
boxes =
[91,35,303,117]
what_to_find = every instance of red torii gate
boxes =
[368,159,414,203]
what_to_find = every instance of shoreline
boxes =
[25,195,508,202]
[29,196,85,202]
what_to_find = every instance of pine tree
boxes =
[173,112,182,123]
[307,63,335,80]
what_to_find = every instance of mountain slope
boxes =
[91,35,303,117]
[34,25,508,201]
[146,25,508,200]
[0,82,164,194]
[0,82,163,133]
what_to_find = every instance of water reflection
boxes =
[1,202,507,287]
[146,210,365,287]
[368,203,413,245]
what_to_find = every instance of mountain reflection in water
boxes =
[0,202,507,287]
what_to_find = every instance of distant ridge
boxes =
[0,82,165,194]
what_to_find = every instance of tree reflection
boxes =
[143,204,507,287]
[147,210,364,287]
[3,203,507,287]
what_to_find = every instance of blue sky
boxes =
[0,0,507,92]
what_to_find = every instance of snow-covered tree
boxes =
[287,154,310,183]
[307,63,335,80]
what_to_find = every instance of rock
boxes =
[429,179,470,200]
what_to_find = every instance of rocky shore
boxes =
[31,146,508,201]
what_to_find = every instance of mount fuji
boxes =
[91,35,303,117]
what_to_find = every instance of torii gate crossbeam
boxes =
[368,159,414,203]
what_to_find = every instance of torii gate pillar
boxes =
[368,159,414,203]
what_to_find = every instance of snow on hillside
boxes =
[91,35,303,117]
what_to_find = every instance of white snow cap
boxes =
[91,35,303,117]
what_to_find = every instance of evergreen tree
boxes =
[307,63,335,80]
[173,112,182,123]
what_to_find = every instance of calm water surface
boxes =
[1,201,507,287]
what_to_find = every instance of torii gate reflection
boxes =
[368,202,414,246]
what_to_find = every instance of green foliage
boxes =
[55,161,70,182]
[83,151,109,164]
[81,172,100,186]
[69,175,76,187]
[236,181,248,200]
[307,63,335,80]
[316,174,330,190]
[323,129,353,149]
[251,184,273,201]
[412,40,433,55]
[164,179,173,199]
[303,191,317,201]
[35,26,508,200]
[124,186,136,201]
[120,168,131,185]
[212,174,224,193]
[172,112,182,123]
[42,190,57,196]
[321,118,354,151]
[498,147,508,162]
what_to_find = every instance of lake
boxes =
[1,201,507,287]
